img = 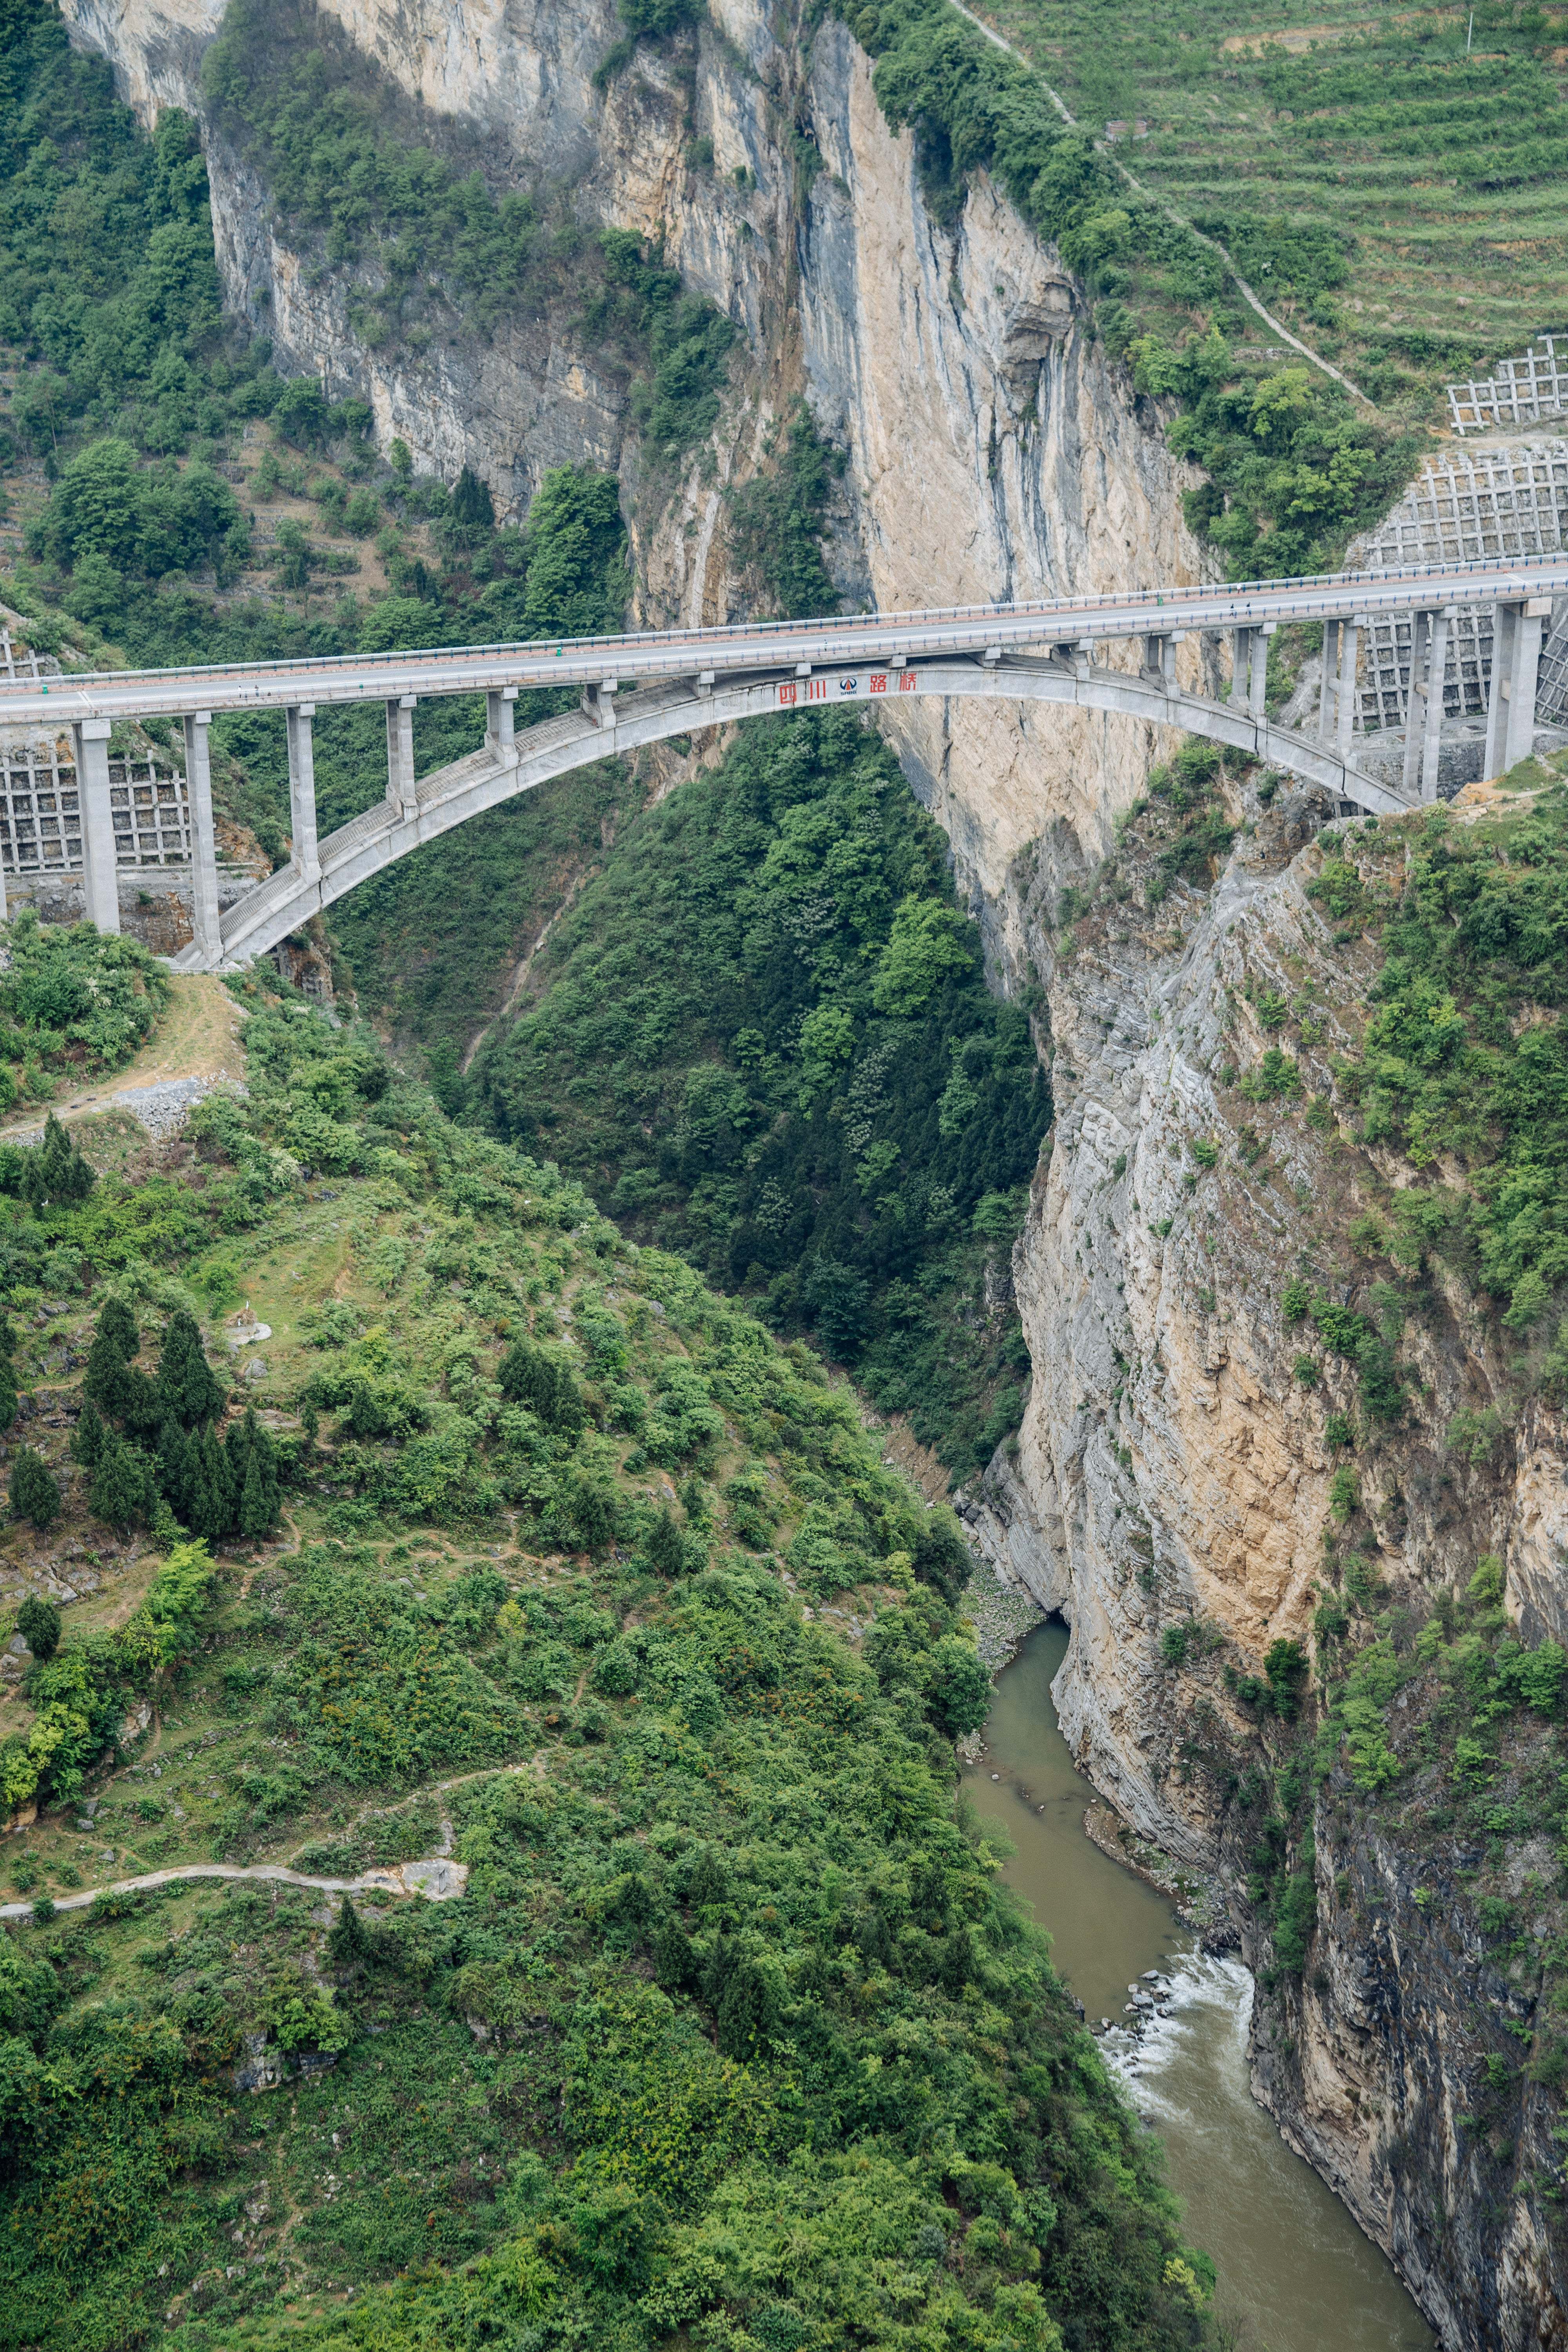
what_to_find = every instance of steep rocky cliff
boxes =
[59,0,1213,922]
[979,762,1568,2346]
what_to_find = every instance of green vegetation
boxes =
[0,983,1207,2352]
[468,711,1049,1475]
[834,0,1423,577]
[967,0,1568,413]
[1309,777,1568,1353]
[0,1539,213,1814]
[727,401,846,618]
[0,0,814,1054]
[862,0,1568,432]
[0,914,167,1115]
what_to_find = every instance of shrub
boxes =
[1282,1278,1312,1323]
[16,1595,60,1661]
[1293,1355,1320,1388]
[1328,1467,1360,1524]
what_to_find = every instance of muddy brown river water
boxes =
[962,1622,1436,2352]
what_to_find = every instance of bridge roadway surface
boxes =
[2,550,1565,971]
[0,550,1564,726]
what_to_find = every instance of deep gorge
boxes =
[0,0,1567,2343]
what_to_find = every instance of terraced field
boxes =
[968,0,1568,414]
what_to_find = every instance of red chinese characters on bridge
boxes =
[776,671,916,709]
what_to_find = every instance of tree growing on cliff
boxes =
[9,1450,60,1531]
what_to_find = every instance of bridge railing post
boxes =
[486,688,518,756]
[71,717,119,934]
[286,703,319,884]
[1421,609,1454,802]
[1336,618,1362,759]
[386,695,417,818]
[182,710,221,965]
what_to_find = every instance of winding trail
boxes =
[0,1855,470,1923]
[945,0,1372,405]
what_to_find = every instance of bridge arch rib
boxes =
[196,658,1416,973]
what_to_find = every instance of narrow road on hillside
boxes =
[0,1853,469,1923]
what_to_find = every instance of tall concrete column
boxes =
[1401,611,1433,800]
[1336,617,1361,759]
[1319,619,1340,742]
[183,710,221,965]
[386,695,417,818]
[486,687,517,754]
[1251,622,1274,717]
[1230,626,1252,706]
[1421,609,1453,802]
[71,717,118,934]
[286,704,319,884]
[1486,598,1548,775]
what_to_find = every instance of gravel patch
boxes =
[8,1075,246,1145]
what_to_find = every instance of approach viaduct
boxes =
[0,554,1563,972]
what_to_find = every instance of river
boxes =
[962,1622,1436,2352]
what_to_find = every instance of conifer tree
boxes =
[69,1397,107,1466]
[89,1437,147,1536]
[234,1408,279,1539]
[9,1448,60,1530]
[190,1423,237,1541]
[22,1115,95,1213]
[156,1308,223,1427]
[16,1592,60,1660]
[155,1415,192,1518]
[646,1508,684,1578]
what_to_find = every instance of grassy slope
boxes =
[0,967,1208,2352]
[959,0,1568,414]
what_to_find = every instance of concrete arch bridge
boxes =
[0,554,1563,972]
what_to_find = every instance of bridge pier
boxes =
[581,678,619,730]
[286,704,319,885]
[486,687,517,755]
[1399,609,1454,803]
[182,711,221,964]
[71,717,118,934]
[1336,617,1362,759]
[1485,598,1549,776]
[387,695,417,820]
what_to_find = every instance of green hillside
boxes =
[954,0,1568,415]
[0,975,1208,2352]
